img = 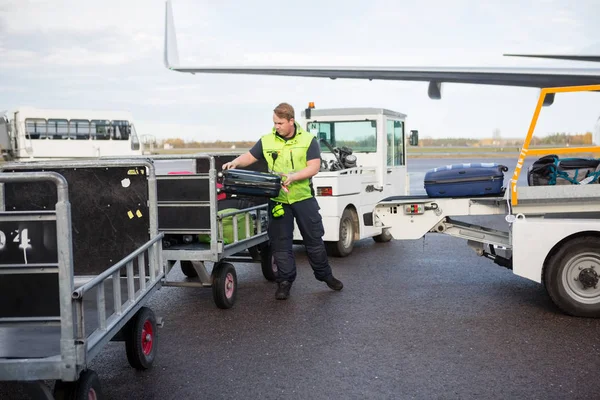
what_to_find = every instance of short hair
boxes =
[273,103,295,120]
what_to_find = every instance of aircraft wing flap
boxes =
[169,65,600,88]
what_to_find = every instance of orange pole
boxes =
[510,89,548,206]
[511,83,600,206]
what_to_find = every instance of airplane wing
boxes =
[164,1,600,106]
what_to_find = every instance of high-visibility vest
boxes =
[261,123,314,204]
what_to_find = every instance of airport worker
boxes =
[222,102,343,300]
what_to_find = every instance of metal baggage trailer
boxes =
[0,160,164,399]
[147,153,272,309]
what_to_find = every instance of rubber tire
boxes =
[212,262,237,309]
[326,208,355,257]
[53,369,103,400]
[373,228,393,243]
[259,242,277,282]
[180,260,198,278]
[125,307,158,370]
[248,245,262,261]
[544,236,600,317]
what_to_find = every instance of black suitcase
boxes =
[219,169,282,198]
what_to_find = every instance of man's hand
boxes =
[281,159,321,186]
[282,172,297,187]
[222,160,238,170]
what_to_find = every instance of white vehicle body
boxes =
[292,107,414,257]
[0,107,145,161]
[374,170,600,318]
[371,84,600,318]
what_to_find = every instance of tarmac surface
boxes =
[3,218,600,399]
[2,157,600,399]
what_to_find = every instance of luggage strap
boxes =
[550,166,600,185]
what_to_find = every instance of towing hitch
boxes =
[468,240,513,270]
[483,250,513,269]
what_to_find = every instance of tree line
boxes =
[158,132,594,149]
[160,139,256,149]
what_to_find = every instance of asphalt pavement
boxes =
[3,156,599,399]
[3,217,600,399]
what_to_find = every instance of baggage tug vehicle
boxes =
[374,84,600,318]
[294,104,419,257]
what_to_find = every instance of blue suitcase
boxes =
[424,163,508,198]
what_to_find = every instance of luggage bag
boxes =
[219,169,282,198]
[424,163,508,198]
[527,154,600,186]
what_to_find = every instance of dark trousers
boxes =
[268,197,333,283]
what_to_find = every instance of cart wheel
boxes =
[180,260,199,278]
[53,369,102,400]
[260,243,278,282]
[373,228,393,243]
[248,245,262,261]
[125,306,158,370]
[212,262,237,309]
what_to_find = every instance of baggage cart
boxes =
[0,159,164,399]
[128,153,274,308]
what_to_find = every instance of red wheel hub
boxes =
[225,272,235,299]
[141,320,153,355]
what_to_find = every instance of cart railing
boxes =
[154,153,271,260]
[154,154,219,257]
[218,203,269,256]
[509,83,600,206]
[71,232,164,364]
[0,171,77,381]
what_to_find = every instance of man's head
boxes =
[273,102,296,138]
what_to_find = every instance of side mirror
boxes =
[409,130,419,146]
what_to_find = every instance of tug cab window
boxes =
[308,120,377,153]
[386,120,405,166]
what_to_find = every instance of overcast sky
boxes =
[1,0,599,143]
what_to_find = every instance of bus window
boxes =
[70,119,90,140]
[25,118,46,139]
[48,119,69,139]
[112,120,130,140]
[91,120,110,140]
[46,120,58,139]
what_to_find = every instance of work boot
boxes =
[323,276,343,291]
[275,281,292,300]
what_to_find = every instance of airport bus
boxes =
[0,107,145,161]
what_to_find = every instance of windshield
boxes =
[130,124,140,150]
[0,115,9,148]
[307,120,377,152]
